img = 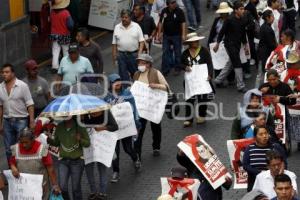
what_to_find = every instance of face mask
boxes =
[138,65,146,72]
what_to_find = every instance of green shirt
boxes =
[48,120,90,159]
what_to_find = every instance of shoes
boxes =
[183,121,192,127]
[238,87,248,93]
[111,172,119,183]
[153,149,160,157]
[98,193,107,200]
[188,26,197,32]
[196,117,206,124]
[88,193,98,200]
[134,160,142,171]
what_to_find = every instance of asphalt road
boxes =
[1,2,300,200]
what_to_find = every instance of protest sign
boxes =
[83,129,118,167]
[184,64,213,100]
[177,134,230,189]
[227,138,255,189]
[240,44,251,64]
[262,97,286,143]
[36,133,60,157]
[131,81,168,124]
[209,42,229,70]
[110,102,137,140]
[161,177,200,200]
[3,170,43,200]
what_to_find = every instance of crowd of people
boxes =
[0,0,300,199]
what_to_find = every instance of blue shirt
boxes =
[58,55,94,85]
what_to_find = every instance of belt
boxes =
[119,50,138,54]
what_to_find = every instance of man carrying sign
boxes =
[133,54,169,158]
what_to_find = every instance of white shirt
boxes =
[253,170,298,199]
[0,79,34,118]
[112,21,144,52]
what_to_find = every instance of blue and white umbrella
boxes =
[40,94,110,118]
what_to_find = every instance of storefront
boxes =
[0,0,31,66]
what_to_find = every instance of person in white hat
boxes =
[182,33,215,127]
[49,0,74,71]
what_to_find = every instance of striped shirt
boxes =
[248,144,271,171]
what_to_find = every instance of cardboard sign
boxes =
[83,129,118,167]
[209,42,229,70]
[184,64,213,100]
[227,138,255,189]
[178,134,230,189]
[161,177,200,200]
[3,170,43,200]
[131,81,168,124]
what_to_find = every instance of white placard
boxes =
[0,191,3,200]
[240,44,251,64]
[209,42,230,70]
[130,81,168,124]
[161,177,200,200]
[83,129,118,167]
[110,102,138,139]
[184,64,213,100]
[3,170,43,200]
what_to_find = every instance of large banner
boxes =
[184,64,213,100]
[177,134,229,189]
[209,42,229,70]
[3,170,43,200]
[161,177,200,200]
[227,138,255,189]
[131,81,168,124]
[83,129,118,167]
[110,102,137,139]
[262,96,286,143]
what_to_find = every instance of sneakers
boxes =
[238,87,248,93]
[111,172,119,183]
[153,149,160,157]
[196,117,206,124]
[134,160,142,171]
[183,121,192,128]
[98,193,108,200]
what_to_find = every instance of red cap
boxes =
[24,59,38,70]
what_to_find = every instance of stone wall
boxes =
[0,17,31,66]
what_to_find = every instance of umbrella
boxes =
[40,94,110,118]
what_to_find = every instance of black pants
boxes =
[134,118,162,159]
[112,136,138,172]
[185,96,209,122]
[225,44,242,69]
[283,10,297,32]
[247,32,257,64]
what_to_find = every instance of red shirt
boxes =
[9,140,53,167]
[50,9,71,35]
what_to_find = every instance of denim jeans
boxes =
[3,118,28,160]
[85,162,108,194]
[58,158,84,200]
[161,35,182,74]
[182,0,201,27]
[112,136,138,172]
[117,52,138,82]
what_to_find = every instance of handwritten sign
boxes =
[83,129,118,167]
[3,170,43,200]
[209,42,229,70]
[184,64,213,100]
[227,138,255,189]
[161,177,200,200]
[178,134,230,189]
[111,102,137,140]
[131,81,168,124]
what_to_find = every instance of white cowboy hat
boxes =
[216,2,233,14]
[52,0,70,9]
[184,32,205,43]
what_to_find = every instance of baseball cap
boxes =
[68,43,79,53]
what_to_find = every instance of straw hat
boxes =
[216,2,233,14]
[286,50,300,64]
[184,32,205,43]
[52,0,70,9]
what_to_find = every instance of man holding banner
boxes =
[132,54,169,158]
[181,32,215,127]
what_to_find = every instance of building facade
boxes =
[0,0,31,66]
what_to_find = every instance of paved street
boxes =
[1,1,300,199]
